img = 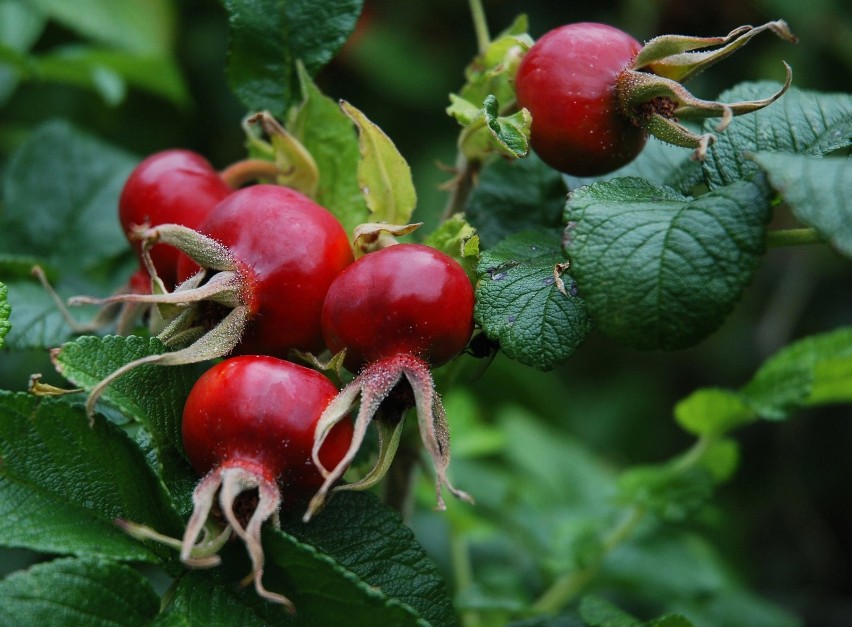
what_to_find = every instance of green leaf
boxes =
[454,94,532,162]
[465,153,567,249]
[0,392,181,560]
[159,492,454,626]
[26,0,175,56]
[603,531,800,627]
[702,83,852,188]
[224,0,363,117]
[52,335,198,453]
[475,230,591,370]
[740,326,852,419]
[289,67,370,236]
[52,335,202,513]
[0,120,137,350]
[423,214,480,281]
[0,282,10,348]
[674,388,757,437]
[340,100,416,225]
[34,45,189,106]
[0,556,159,626]
[483,94,531,159]
[618,464,715,522]
[1,120,134,270]
[279,491,456,626]
[749,152,852,257]
[455,14,531,112]
[580,595,639,627]
[0,0,45,105]
[565,177,771,350]
[699,439,740,483]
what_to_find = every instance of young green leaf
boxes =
[740,326,852,419]
[340,100,416,225]
[0,282,10,348]
[289,67,370,236]
[617,464,715,522]
[223,0,363,117]
[475,230,591,370]
[454,14,532,113]
[702,83,852,188]
[483,94,531,159]
[424,214,480,280]
[465,154,567,249]
[0,556,159,627]
[0,392,182,561]
[454,94,532,161]
[565,177,771,350]
[674,388,757,437]
[749,152,852,257]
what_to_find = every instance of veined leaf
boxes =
[224,0,363,116]
[750,152,852,258]
[0,557,159,626]
[475,230,590,370]
[565,177,771,350]
[703,83,852,188]
[0,393,181,560]
[341,100,416,226]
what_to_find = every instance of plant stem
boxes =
[452,533,482,627]
[672,435,713,473]
[440,154,479,222]
[468,0,490,54]
[766,227,823,248]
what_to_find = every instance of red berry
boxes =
[176,184,354,356]
[306,244,475,520]
[515,22,645,176]
[182,355,352,498]
[321,243,475,372]
[177,355,353,608]
[119,149,232,288]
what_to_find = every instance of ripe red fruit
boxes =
[175,184,355,356]
[142,356,353,609]
[119,149,232,288]
[515,21,796,176]
[515,22,644,176]
[72,184,353,418]
[306,244,475,520]
[322,243,476,371]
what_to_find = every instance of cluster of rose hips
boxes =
[65,16,796,609]
[84,149,475,609]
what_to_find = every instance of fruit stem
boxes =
[219,158,281,189]
[467,0,490,54]
[766,227,824,248]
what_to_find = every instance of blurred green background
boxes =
[1,0,850,625]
